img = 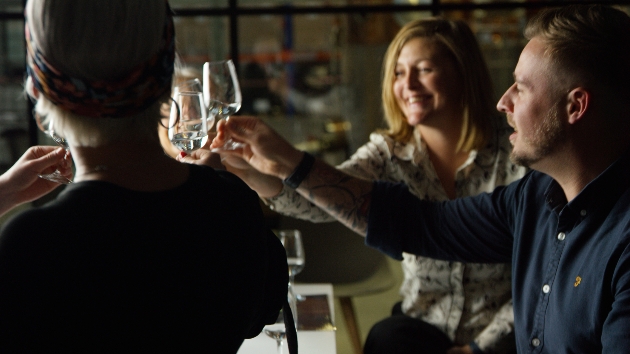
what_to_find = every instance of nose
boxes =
[405,69,421,89]
[496,84,515,113]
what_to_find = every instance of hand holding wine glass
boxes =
[168,91,208,153]
[35,116,73,184]
[203,59,244,151]
[0,145,73,217]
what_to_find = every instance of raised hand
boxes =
[0,146,73,217]
[210,116,373,236]
[179,131,283,199]
[209,116,303,180]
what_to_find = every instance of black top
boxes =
[0,165,287,353]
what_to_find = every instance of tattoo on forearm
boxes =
[297,160,372,235]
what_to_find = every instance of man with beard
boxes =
[183,4,630,353]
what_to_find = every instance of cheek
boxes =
[392,81,403,99]
[392,83,405,106]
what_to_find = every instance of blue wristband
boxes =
[282,152,315,189]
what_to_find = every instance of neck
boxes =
[71,138,189,191]
[417,121,467,161]
[416,122,470,200]
[535,127,630,202]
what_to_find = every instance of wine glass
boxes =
[264,294,298,354]
[176,78,203,94]
[263,307,289,354]
[279,229,305,305]
[35,115,72,184]
[174,78,215,131]
[168,91,208,153]
[202,59,244,151]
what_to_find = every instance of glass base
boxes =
[39,172,73,184]
[210,138,246,152]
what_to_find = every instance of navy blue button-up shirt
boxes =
[367,150,630,353]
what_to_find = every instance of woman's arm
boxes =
[208,116,374,235]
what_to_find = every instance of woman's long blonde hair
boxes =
[381,18,496,152]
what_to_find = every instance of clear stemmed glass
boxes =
[35,117,72,184]
[202,59,243,151]
[174,78,215,131]
[279,229,305,308]
[168,91,208,153]
[176,78,203,94]
[263,307,289,354]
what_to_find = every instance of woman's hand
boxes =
[220,154,284,198]
[175,148,225,170]
[0,146,73,217]
[176,143,283,198]
[212,116,373,236]
[209,116,303,180]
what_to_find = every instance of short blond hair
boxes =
[524,5,630,100]
[25,0,171,147]
[381,18,496,151]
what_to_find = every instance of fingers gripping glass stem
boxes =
[35,114,73,184]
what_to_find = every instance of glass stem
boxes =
[289,275,304,301]
[276,339,284,354]
[287,280,299,329]
[288,274,296,293]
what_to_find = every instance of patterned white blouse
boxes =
[266,122,527,353]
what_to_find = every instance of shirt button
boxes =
[532,338,541,347]
[557,232,566,241]
[542,284,550,293]
[580,209,587,216]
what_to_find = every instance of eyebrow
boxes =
[397,57,433,65]
[513,72,532,89]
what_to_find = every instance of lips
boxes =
[506,114,516,130]
[506,115,518,144]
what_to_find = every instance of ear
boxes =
[566,87,589,125]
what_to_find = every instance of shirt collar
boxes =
[544,147,630,219]
[392,128,479,172]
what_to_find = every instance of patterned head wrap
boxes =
[25,3,175,118]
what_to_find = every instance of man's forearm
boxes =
[294,159,372,236]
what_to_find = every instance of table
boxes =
[237,283,337,354]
